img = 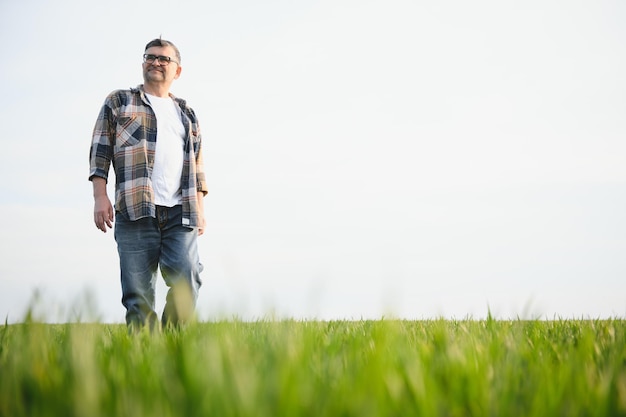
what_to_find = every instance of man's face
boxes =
[142,45,181,84]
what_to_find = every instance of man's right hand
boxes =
[92,177,114,233]
[94,195,114,232]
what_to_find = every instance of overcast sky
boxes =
[1,0,625,322]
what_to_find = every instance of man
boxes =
[89,38,207,330]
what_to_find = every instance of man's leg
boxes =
[158,205,203,327]
[114,212,161,330]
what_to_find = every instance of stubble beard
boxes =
[144,68,166,83]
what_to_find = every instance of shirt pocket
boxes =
[115,113,143,147]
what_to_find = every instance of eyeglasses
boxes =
[143,54,179,66]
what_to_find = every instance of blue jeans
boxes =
[114,205,202,329]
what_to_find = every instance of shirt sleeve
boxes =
[195,130,208,196]
[88,96,116,182]
[186,105,208,196]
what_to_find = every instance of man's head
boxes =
[145,38,181,64]
[142,38,182,88]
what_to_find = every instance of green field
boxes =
[1,318,625,416]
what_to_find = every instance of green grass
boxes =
[1,318,625,416]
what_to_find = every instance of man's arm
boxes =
[93,177,114,233]
[197,191,205,236]
[89,94,117,233]
[193,117,208,237]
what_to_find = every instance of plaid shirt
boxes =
[89,85,207,227]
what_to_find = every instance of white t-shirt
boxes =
[146,93,185,207]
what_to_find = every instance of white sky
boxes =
[1,0,625,322]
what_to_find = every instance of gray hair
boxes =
[145,38,181,63]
